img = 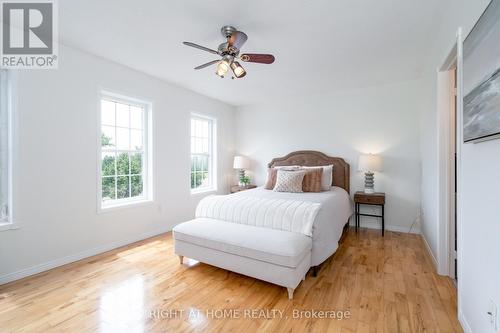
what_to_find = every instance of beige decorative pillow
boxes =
[302,165,333,191]
[302,168,323,192]
[273,170,306,193]
[264,166,301,190]
[264,168,278,190]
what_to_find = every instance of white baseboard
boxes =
[350,219,421,234]
[421,233,438,271]
[458,310,472,333]
[0,225,171,285]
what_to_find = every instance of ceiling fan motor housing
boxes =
[218,42,230,55]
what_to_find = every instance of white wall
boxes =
[0,45,235,283]
[235,80,423,233]
[419,72,440,263]
[419,0,499,332]
[460,140,500,333]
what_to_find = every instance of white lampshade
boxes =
[358,154,382,172]
[233,156,250,169]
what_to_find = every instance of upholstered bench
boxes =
[173,218,312,299]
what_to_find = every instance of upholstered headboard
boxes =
[268,150,350,193]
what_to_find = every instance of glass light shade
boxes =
[233,155,250,169]
[358,154,382,172]
[230,61,246,78]
[216,60,230,77]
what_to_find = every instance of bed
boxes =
[231,185,352,270]
[173,151,352,299]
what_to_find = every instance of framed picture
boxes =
[463,0,500,143]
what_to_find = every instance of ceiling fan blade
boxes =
[240,53,275,64]
[228,31,248,50]
[182,41,219,55]
[194,60,220,70]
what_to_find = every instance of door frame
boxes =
[436,28,463,283]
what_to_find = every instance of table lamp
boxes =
[233,156,250,186]
[358,154,382,193]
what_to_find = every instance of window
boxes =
[99,92,152,209]
[0,69,11,225]
[190,114,216,193]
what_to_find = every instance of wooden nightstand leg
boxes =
[355,203,359,231]
[357,203,360,230]
[382,205,385,236]
[355,203,357,230]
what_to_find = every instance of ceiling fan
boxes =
[183,25,275,79]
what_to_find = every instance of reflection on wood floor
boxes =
[0,228,462,332]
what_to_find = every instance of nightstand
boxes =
[354,191,386,236]
[230,185,257,193]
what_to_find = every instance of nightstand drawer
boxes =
[354,193,385,205]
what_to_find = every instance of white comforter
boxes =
[196,195,321,236]
[204,186,353,266]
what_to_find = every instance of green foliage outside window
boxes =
[101,133,143,201]
[101,133,113,147]
[191,155,209,189]
[191,172,208,188]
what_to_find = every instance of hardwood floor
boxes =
[0,228,462,332]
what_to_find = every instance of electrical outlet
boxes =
[488,299,498,330]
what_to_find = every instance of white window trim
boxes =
[97,90,154,212]
[0,69,18,231]
[190,113,217,195]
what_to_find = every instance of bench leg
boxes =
[287,287,294,300]
[178,255,184,264]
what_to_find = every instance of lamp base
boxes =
[238,169,246,186]
[364,172,375,194]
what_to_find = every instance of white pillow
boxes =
[303,165,333,191]
[273,170,306,193]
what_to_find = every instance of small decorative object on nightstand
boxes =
[233,155,250,186]
[230,184,257,193]
[358,154,382,193]
[354,191,386,236]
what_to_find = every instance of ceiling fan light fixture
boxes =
[216,59,230,77]
[230,61,246,78]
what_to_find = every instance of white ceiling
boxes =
[59,0,448,106]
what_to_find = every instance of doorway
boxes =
[437,38,461,281]
[449,68,458,282]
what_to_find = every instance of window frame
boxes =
[190,113,217,194]
[0,69,16,231]
[97,90,153,212]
